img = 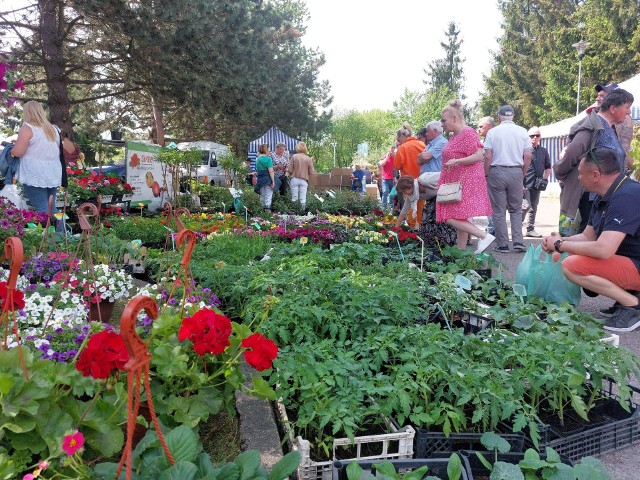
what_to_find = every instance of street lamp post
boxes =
[572,39,591,115]
[331,141,337,167]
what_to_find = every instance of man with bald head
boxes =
[522,127,551,237]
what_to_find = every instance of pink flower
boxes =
[23,475,34,480]
[62,430,84,455]
[38,460,49,470]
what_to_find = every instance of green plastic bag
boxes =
[515,244,581,306]
[233,197,244,213]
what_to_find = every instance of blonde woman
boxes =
[436,99,494,253]
[11,101,62,213]
[287,142,315,209]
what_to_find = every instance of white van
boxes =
[177,141,230,186]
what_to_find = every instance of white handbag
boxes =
[436,181,462,203]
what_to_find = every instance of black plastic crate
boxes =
[413,429,524,458]
[332,457,469,480]
[499,378,640,461]
[459,450,573,479]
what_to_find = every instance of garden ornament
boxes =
[116,295,174,479]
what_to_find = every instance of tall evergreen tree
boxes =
[424,21,465,96]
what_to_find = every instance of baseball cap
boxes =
[595,82,618,93]
[497,105,514,116]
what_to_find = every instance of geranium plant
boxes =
[65,170,134,202]
[0,54,25,106]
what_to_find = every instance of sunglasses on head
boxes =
[529,134,541,138]
[587,149,601,172]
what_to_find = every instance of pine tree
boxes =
[424,21,465,96]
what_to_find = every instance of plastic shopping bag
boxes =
[515,244,581,306]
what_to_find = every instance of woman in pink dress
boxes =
[436,99,495,253]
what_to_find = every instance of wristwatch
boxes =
[554,239,564,253]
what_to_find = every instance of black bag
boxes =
[533,177,548,191]
[353,179,363,190]
[57,130,68,188]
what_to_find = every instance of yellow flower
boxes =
[300,237,308,245]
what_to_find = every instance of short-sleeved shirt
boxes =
[589,174,640,272]
[524,145,551,188]
[256,155,273,171]
[420,134,447,173]
[483,120,532,167]
[270,151,289,177]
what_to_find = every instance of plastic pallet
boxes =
[275,400,415,480]
[413,429,525,458]
[332,457,469,480]
[500,378,640,462]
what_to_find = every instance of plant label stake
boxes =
[314,194,324,203]
[163,226,175,250]
[388,230,404,261]
[221,202,225,213]
[244,206,249,224]
[416,235,425,271]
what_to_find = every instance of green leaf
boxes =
[447,453,463,480]
[267,452,300,480]
[402,466,429,479]
[85,422,124,458]
[235,450,261,480]
[480,432,511,453]
[165,425,201,464]
[491,461,525,480]
[158,460,198,480]
[251,376,276,400]
[372,461,397,477]
[346,461,365,480]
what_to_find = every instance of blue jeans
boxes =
[381,179,394,208]
[22,185,58,214]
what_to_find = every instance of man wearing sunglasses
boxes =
[522,127,551,238]
[543,148,640,333]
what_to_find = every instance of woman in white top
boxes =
[11,101,62,213]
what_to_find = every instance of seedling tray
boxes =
[501,377,640,461]
[275,399,414,480]
[413,429,524,458]
[332,457,469,480]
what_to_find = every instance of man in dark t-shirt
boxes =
[522,127,551,237]
[543,148,640,333]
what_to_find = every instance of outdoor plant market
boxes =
[3,1,640,479]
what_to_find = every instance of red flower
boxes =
[62,430,84,456]
[0,281,25,311]
[178,309,232,356]
[76,330,130,379]
[241,333,278,371]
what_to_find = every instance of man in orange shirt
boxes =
[393,123,426,227]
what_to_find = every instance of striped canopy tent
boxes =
[247,126,300,169]
[539,71,640,182]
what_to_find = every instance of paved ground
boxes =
[470,194,640,478]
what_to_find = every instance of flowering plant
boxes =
[54,262,134,305]
[65,171,134,201]
[76,329,129,379]
[381,226,419,243]
[0,54,25,107]
[0,197,49,246]
[133,283,277,427]
[352,230,390,245]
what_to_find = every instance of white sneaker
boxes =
[475,233,495,254]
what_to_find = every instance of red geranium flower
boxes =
[241,333,278,371]
[76,330,130,379]
[0,281,25,310]
[178,309,232,356]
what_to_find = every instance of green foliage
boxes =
[0,347,126,474]
[107,216,168,246]
[92,426,300,480]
